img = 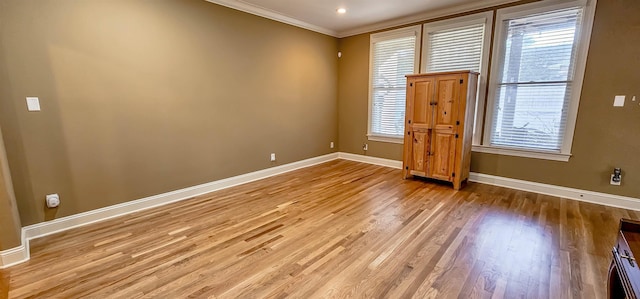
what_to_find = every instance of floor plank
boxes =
[0,160,632,298]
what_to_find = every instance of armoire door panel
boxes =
[434,76,460,128]
[429,131,456,181]
[434,124,455,133]
[409,130,429,176]
[411,79,434,128]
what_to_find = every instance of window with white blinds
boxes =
[424,23,485,73]
[368,26,420,141]
[487,5,586,153]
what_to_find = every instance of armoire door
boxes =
[428,75,461,181]
[404,77,435,177]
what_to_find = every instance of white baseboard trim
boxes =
[469,172,640,211]
[0,153,339,269]
[3,152,638,268]
[337,152,402,169]
[0,242,28,269]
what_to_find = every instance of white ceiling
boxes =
[206,0,519,37]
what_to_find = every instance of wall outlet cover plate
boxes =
[610,174,622,186]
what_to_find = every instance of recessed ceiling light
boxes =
[337,8,347,14]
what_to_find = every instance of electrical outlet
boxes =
[610,174,622,186]
[363,143,368,151]
[330,142,334,149]
[270,153,276,161]
[611,168,622,186]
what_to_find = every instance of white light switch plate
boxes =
[26,97,41,111]
[613,95,625,107]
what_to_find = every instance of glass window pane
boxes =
[491,83,571,151]
[372,88,406,136]
[501,8,582,83]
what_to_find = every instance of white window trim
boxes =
[479,0,597,161]
[472,145,572,161]
[368,135,405,144]
[421,11,494,146]
[367,25,422,143]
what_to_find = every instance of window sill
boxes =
[367,135,404,144]
[471,145,571,162]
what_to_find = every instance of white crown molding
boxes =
[336,0,520,37]
[204,0,338,37]
[0,153,340,268]
[205,0,521,38]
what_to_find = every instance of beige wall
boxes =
[0,0,338,226]
[0,126,22,250]
[337,0,640,198]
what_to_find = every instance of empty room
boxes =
[0,0,638,298]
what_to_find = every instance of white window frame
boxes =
[475,0,597,162]
[421,12,494,146]
[367,25,421,144]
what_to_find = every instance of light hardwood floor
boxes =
[1,160,637,298]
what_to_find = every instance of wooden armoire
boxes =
[402,71,478,190]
